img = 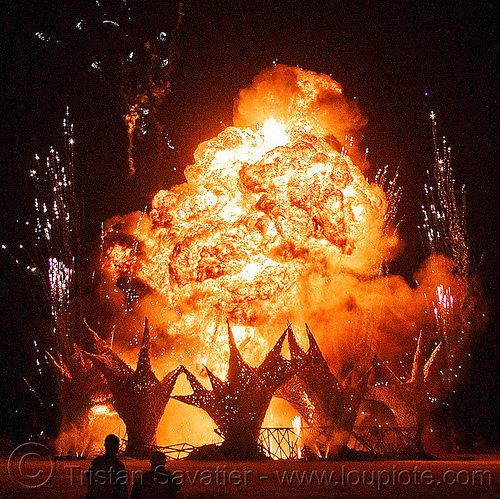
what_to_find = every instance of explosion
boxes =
[102,66,396,369]
[99,65,475,448]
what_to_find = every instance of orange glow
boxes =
[90,404,117,418]
[99,66,472,447]
[102,68,391,374]
[102,66,394,377]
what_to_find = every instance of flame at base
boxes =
[55,403,123,457]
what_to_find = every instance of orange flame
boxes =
[102,66,395,377]
[99,66,473,447]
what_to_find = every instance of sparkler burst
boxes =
[418,113,477,393]
[1,110,110,450]
[421,112,469,277]
[26,113,106,436]
[6,109,83,362]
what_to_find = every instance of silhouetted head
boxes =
[104,434,120,455]
[150,450,166,467]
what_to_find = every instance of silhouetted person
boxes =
[86,434,128,499]
[131,451,181,499]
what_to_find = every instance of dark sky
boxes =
[0,0,498,442]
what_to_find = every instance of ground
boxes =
[2,455,500,498]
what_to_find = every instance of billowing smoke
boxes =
[98,65,475,444]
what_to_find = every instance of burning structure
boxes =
[276,324,369,457]
[174,322,291,460]
[82,320,182,455]
[23,65,476,457]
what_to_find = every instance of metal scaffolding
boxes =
[258,427,300,460]
[258,426,420,460]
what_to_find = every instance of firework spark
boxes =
[418,112,475,395]
[420,112,469,276]
[29,109,82,361]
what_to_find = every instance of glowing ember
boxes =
[90,404,116,418]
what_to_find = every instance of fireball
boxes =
[101,65,397,376]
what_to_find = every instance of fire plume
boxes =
[94,65,481,452]
[102,66,397,377]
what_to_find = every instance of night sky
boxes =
[1,1,498,444]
